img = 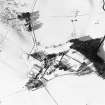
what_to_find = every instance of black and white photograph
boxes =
[0,0,105,105]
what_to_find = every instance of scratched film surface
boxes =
[0,0,105,105]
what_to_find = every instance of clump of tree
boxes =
[17,11,42,32]
[69,36,105,79]
[0,0,42,33]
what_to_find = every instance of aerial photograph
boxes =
[0,0,105,105]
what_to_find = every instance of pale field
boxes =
[0,0,105,105]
